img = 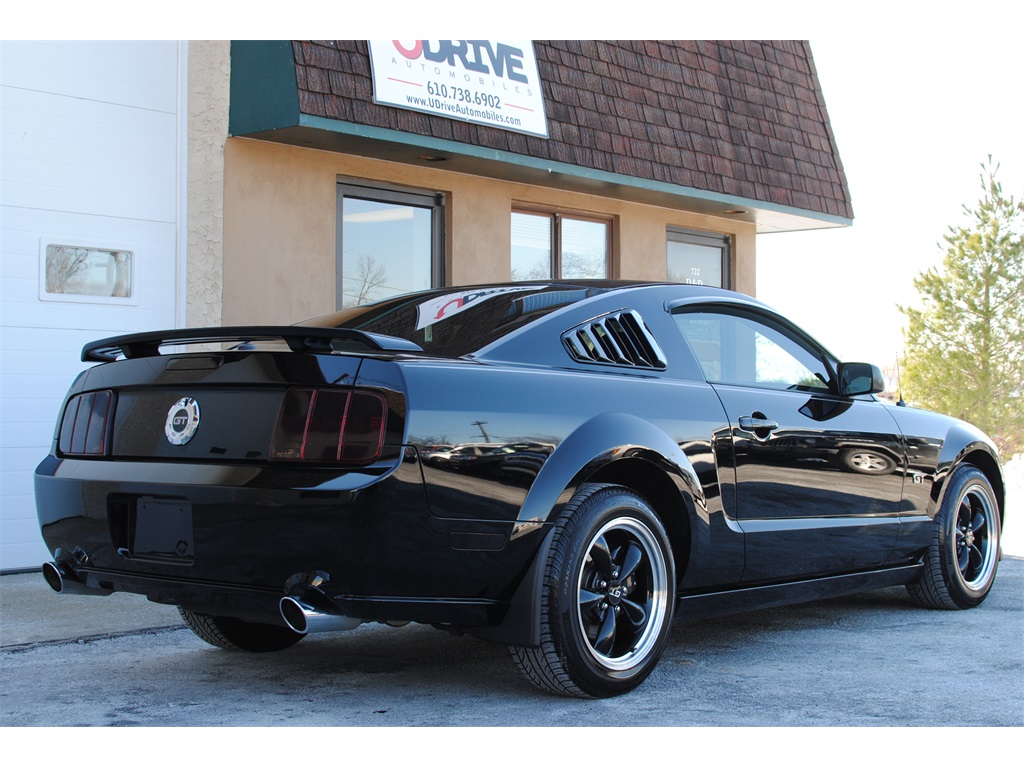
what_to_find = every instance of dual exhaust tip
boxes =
[44,560,360,636]
[42,561,67,593]
[42,561,112,596]
[279,594,361,635]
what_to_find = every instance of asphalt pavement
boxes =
[2,555,1021,732]
[1,568,182,648]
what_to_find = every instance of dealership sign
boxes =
[368,40,548,138]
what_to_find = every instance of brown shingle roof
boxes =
[291,40,852,221]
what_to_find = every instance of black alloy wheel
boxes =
[510,484,675,698]
[950,475,1000,592]
[908,464,1001,610]
[576,515,668,669]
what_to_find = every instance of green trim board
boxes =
[229,41,299,136]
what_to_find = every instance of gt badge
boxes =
[165,397,201,446]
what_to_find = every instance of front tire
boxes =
[907,464,1001,609]
[510,484,675,698]
[178,607,305,652]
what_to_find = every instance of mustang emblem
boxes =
[165,397,200,446]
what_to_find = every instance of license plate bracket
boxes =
[132,498,194,560]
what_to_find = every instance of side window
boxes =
[674,310,832,391]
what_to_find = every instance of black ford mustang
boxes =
[35,281,1005,698]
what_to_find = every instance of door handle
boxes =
[738,415,779,438]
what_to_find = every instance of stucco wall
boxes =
[222,138,756,324]
[186,40,230,328]
[733,227,756,295]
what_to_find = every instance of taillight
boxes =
[58,390,114,456]
[269,388,387,464]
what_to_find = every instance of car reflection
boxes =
[422,441,554,484]
[736,431,903,476]
[840,448,896,474]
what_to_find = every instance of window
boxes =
[311,284,602,359]
[674,310,832,391]
[336,182,444,309]
[667,228,730,289]
[40,243,135,304]
[511,210,609,281]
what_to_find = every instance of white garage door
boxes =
[1,41,185,570]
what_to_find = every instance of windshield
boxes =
[301,283,620,358]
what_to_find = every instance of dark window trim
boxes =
[666,227,731,289]
[336,179,445,310]
[512,206,613,280]
[671,303,839,392]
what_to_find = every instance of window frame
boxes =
[511,207,613,281]
[335,179,445,310]
[672,304,840,394]
[666,227,732,289]
[38,238,139,306]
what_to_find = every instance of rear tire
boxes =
[510,484,675,698]
[178,607,305,652]
[907,464,1001,610]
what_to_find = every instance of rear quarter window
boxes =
[304,285,614,358]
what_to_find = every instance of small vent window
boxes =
[40,243,136,305]
[562,310,667,370]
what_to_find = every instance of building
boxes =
[0,40,851,570]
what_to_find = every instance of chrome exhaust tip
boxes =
[42,561,67,593]
[41,561,112,596]
[279,595,362,635]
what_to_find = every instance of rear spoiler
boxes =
[82,326,424,363]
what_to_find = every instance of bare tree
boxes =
[45,246,90,294]
[343,254,389,307]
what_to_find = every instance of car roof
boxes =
[298,280,786,364]
[303,280,765,328]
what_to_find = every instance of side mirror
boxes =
[837,362,885,396]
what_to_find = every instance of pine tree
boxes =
[899,159,1024,457]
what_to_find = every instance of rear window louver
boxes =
[562,310,667,370]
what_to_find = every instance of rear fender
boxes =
[516,411,702,526]
[477,412,701,648]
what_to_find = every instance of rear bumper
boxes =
[35,453,539,629]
